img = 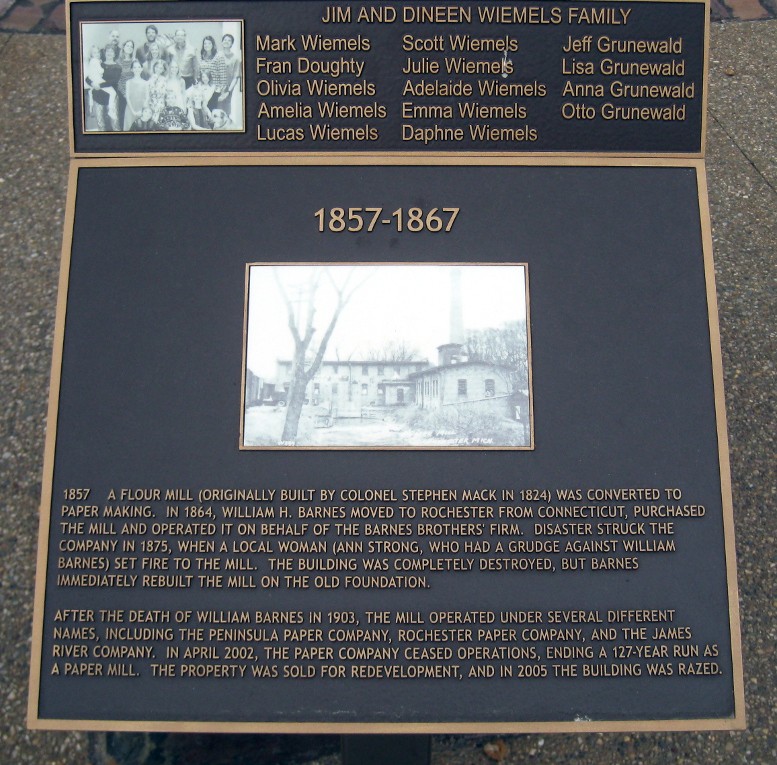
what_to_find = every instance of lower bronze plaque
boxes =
[29,158,744,732]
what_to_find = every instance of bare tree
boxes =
[464,321,529,391]
[365,339,422,363]
[274,267,371,441]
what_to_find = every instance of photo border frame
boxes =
[239,261,535,452]
[77,18,247,136]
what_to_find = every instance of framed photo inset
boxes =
[79,19,245,134]
[241,263,533,450]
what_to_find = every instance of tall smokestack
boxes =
[450,267,464,344]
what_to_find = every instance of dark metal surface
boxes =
[341,734,431,765]
[36,164,736,726]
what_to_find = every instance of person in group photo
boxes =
[165,28,199,88]
[141,40,163,80]
[145,58,168,122]
[104,28,121,61]
[99,44,122,130]
[136,24,172,68]
[83,43,105,125]
[123,58,149,130]
[130,105,158,131]
[116,38,135,128]
[186,69,215,130]
[218,33,241,115]
[197,35,227,111]
[156,88,190,130]
[165,59,187,108]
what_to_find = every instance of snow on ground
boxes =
[243,405,527,448]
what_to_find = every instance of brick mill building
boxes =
[250,267,528,424]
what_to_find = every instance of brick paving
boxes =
[0,0,775,32]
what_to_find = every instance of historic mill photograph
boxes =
[241,263,532,449]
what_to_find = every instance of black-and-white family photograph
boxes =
[80,20,244,133]
[242,264,532,449]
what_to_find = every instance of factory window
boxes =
[458,379,467,397]
[485,379,495,397]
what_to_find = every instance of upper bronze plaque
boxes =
[67,0,708,156]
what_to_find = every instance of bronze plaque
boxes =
[29,0,743,734]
